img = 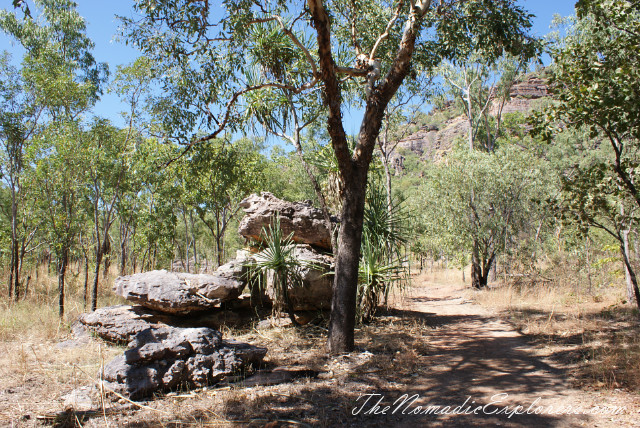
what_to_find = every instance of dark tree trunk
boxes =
[12,239,19,299]
[9,178,20,300]
[91,249,102,312]
[471,243,494,289]
[8,250,14,300]
[58,250,68,318]
[120,239,127,276]
[471,245,482,289]
[620,241,640,312]
[83,253,89,309]
[328,174,367,353]
[216,214,223,268]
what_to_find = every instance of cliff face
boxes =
[391,73,550,163]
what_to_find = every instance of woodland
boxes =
[1,0,640,426]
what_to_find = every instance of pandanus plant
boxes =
[250,214,302,325]
[357,178,410,322]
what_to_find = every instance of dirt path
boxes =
[391,276,639,427]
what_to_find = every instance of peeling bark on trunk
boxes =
[471,241,494,289]
[471,246,482,289]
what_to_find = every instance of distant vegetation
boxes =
[1,0,639,336]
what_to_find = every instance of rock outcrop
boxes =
[238,192,336,250]
[69,194,347,400]
[393,71,550,162]
[260,245,334,311]
[113,267,246,315]
[101,326,267,399]
[77,305,174,343]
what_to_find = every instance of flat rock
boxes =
[77,305,173,343]
[60,386,97,411]
[238,192,337,250]
[100,326,267,399]
[113,268,246,314]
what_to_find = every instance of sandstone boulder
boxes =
[260,244,334,311]
[238,192,336,250]
[101,326,267,399]
[113,268,246,314]
[77,305,173,343]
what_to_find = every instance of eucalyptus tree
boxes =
[553,157,640,310]
[84,119,133,311]
[534,0,640,308]
[130,138,180,272]
[28,121,87,317]
[438,53,536,152]
[122,0,537,353]
[415,144,550,288]
[1,0,107,314]
[540,0,640,212]
[182,138,267,267]
[0,53,41,300]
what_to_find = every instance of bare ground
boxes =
[396,276,640,427]
[1,273,639,427]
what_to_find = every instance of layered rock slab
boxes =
[113,266,246,314]
[101,326,267,399]
[238,192,336,250]
[77,305,174,343]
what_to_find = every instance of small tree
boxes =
[415,144,549,288]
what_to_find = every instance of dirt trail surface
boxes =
[393,277,640,427]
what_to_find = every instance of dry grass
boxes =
[473,277,640,392]
[0,263,128,426]
[0,263,126,341]
[4,261,639,426]
[0,265,439,427]
[86,311,435,428]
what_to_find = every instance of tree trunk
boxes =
[471,243,482,289]
[8,250,14,300]
[10,181,20,300]
[586,236,592,294]
[120,239,127,276]
[58,250,68,318]
[482,253,495,288]
[620,241,640,312]
[623,228,634,302]
[490,258,497,283]
[91,249,102,312]
[190,211,198,269]
[328,177,367,354]
[83,253,89,309]
[184,210,190,273]
[215,214,223,268]
[103,254,110,278]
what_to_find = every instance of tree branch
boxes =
[307,0,353,179]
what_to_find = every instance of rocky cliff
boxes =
[391,72,550,163]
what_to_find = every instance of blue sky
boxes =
[2,0,578,134]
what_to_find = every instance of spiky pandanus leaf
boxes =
[249,214,302,325]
